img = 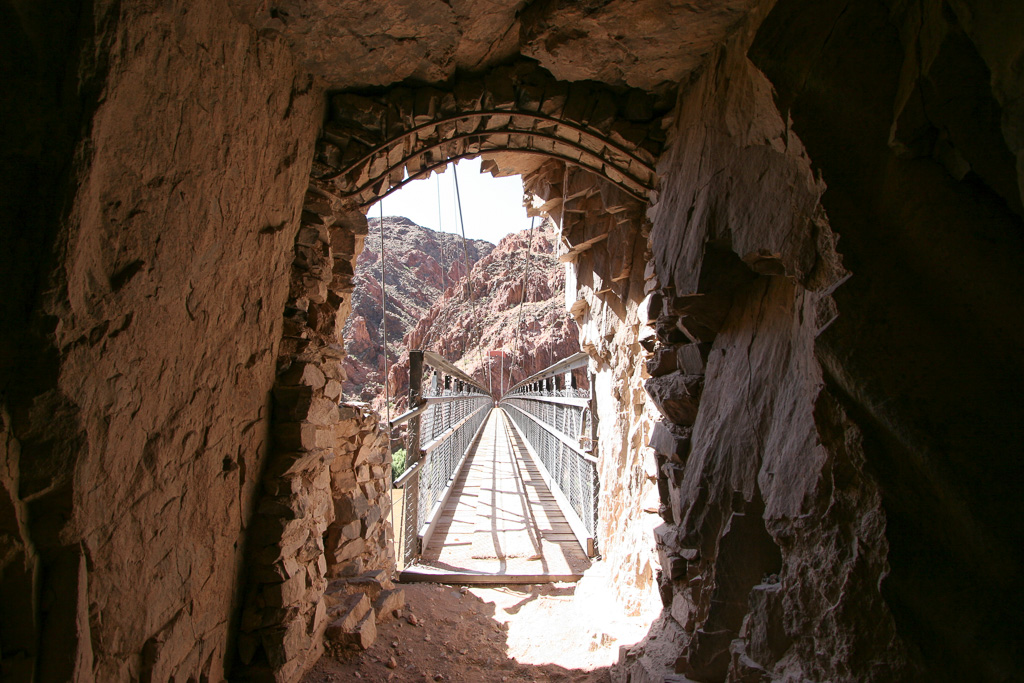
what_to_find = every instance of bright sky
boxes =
[366,158,531,244]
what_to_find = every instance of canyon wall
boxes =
[389,218,579,407]
[586,3,1022,682]
[341,216,492,402]
[749,0,1024,678]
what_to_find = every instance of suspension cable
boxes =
[378,200,397,570]
[436,172,446,296]
[452,165,474,300]
[450,171,464,361]
[512,216,537,385]
[452,164,491,396]
[380,201,391,430]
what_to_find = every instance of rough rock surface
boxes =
[1,2,321,681]
[322,406,394,580]
[232,167,402,681]
[341,217,492,402]
[521,161,664,621]
[230,0,760,92]
[750,0,1024,677]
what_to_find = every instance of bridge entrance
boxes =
[308,61,664,585]
[391,351,595,583]
[408,408,590,583]
[307,60,666,320]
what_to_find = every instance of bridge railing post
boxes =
[390,349,492,569]
[403,350,424,565]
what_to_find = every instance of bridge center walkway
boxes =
[405,408,591,583]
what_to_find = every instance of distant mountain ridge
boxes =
[341,216,494,401]
[385,218,579,410]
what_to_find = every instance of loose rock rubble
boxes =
[322,570,406,655]
[303,577,646,683]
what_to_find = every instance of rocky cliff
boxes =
[387,219,579,408]
[341,217,492,401]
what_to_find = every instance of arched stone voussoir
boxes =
[316,61,673,207]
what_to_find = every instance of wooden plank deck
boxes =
[401,408,591,584]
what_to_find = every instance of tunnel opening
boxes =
[3,3,1022,682]
[342,156,556,412]
[232,60,678,680]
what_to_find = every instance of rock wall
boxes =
[610,16,901,683]
[4,1,1021,682]
[341,217,493,403]
[322,404,393,579]
[0,1,322,681]
[522,160,666,619]
[749,0,1024,678]
[600,3,1023,682]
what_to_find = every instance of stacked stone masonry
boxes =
[313,60,672,208]
[234,183,396,681]
[523,158,664,619]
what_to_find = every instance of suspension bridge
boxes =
[371,155,602,584]
[389,350,598,584]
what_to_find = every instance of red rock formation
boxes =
[386,219,579,409]
[341,217,492,401]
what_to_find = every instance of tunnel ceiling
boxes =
[231,0,758,91]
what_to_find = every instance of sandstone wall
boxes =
[750,0,1024,678]
[0,1,321,680]
[610,16,902,681]
[236,389,393,682]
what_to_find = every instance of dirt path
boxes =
[304,565,656,683]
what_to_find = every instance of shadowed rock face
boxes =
[1,3,323,680]
[1,0,1021,681]
[749,0,1024,677]
[228,0,760,91]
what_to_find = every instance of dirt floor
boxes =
[304,563,657,683]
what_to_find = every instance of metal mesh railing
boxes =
[391,351,491,566]
[415,391,490,529]
[499,352,598,543]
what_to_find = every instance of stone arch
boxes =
[235,64,675,679]
[312,61,670,207]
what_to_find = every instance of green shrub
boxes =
[391,448,407,478]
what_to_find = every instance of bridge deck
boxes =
[403,408,590,583]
